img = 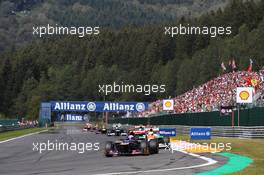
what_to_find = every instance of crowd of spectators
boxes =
[18,119,39,127]
[139,68,264,117]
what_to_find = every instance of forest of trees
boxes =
[0,0,264,119]
[0,0,228,52]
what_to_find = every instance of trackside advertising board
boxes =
[50,101,148,112]
[190,128,211,140]
[159,128,176,137]
[162,99,174,111]
[57,114,90,122]
[236,87,254,103]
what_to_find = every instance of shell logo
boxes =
[239,90,250,100]
[165,101,172,108]
[163,99,174,110]
[237,87,253,103]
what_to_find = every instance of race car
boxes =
[88,125,99,133]
[114,128,122,136]
[155,135,170,149]
[107,129,116,136]
[104,137,158,157]
[107,128,127,136]
[149,128,170,148]
[114,128,128,136]
[133,125,145,131]
[83,123,92,131]
[120,129,128,136]
[95,130,101,134]
[101,128,107,134]
[134,128,170,149]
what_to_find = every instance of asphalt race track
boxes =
[0,126,228,175]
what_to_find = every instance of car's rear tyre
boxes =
[140,140,149,155]
[149,139,158,154]
[105,141,113,157]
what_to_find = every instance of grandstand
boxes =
[141,68,264,117]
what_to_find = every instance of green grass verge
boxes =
[0,127,47,141]
[173,135,264,175]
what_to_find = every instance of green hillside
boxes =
[0,0,264,119]
[0,0,229,51]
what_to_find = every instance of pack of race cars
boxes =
[83,123,171,157]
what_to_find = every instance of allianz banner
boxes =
[159,128,176,137]
[57,114,90,122]
[190,128,211,140]
[50,101,148,112]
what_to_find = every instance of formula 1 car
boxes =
[149,128,170,148]
[88,125,97,132]
[114,128,128,136]
[101,128,107,134]
[133,129,170,149]
[107,129,116,136]
[104,137,158,157]
[83,123,92,131]
[120,129,128,136]
[156,135,170,148]
[107,129,128,136]
[114,128,122,136]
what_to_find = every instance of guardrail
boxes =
[158,125,264,139]
[119,124,264,139]
[0,125,37,133]
[0,125,20,132]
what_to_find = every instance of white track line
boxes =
[92,150,217,175]
[0,130,48,144]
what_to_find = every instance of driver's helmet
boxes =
[128,132,134,140]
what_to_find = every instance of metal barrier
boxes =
[0,125,38,133]
[119,124,264,139]
[0,125,21,132]
[159,125,264,139]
